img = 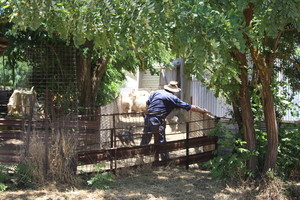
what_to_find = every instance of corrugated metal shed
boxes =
[190,80,232,118]
[190,79,300,122]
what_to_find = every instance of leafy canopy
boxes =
[1,0,177,74]
[171,0,300,98]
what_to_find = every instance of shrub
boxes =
[204,123,256,181]
[0,165,10,192]
[0,163,35,191]
[0,183,7,192]
[255,126,268,172]
[277,123,300,178]
[87,163,115,189]
[11,163,35,189]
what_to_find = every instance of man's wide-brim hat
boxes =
[164,81,181,93]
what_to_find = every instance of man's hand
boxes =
[200,108,210,114]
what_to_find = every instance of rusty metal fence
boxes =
[0,89,12,117]
[0,107,219,174]
[76,111,219,173]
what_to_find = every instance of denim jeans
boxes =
[140,115,169,161]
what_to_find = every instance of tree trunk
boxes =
[90,56,110,105]
[240,67,258,172]
[251,48,278,172]
[76,42,110,109]
[260,69,278,172]
[232,51,258,172]
[230,4,258,172]
[76,52,93,108]
[231,92,243,132]
[242,2,278,173]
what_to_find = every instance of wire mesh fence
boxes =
[26,43,78,118]
[20,43,79,183]
[1,42,219,177]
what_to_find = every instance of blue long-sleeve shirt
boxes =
[146,89,191,118]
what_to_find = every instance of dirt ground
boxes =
[0,164,297,200]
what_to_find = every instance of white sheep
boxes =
[131,90,150,113]
[7,87,37,116]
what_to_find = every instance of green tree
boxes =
[171,0,300,174]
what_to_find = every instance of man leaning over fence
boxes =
[140,81,211,161]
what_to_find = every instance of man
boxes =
[140,81,211,161]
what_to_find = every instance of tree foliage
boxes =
[171,0,300,91]
[170,0,300,174]
[1,0,300,175]
[1,0,173,58]
[0,0,174,106]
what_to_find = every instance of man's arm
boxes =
[190,105,211,115]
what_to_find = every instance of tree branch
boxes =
[94,56,110,79]
[0,37,9,53]
[243,3,254,28]
[130,36,145,71]
[272,30,283,52]
[271,28,295,52]
[273,52,300,70]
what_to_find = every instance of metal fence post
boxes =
[112,114,117,172]
[44,89,50,178]
[214,117,220,152]
[186,121,190,169]
[154,130,159,163]
[110,128,114,171]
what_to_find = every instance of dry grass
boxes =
[0,164,296,200]
[255,177,288,200]
[20,122,80,186]
[48,128,79,185]
[213,176,290,200]
[20,132,46,185]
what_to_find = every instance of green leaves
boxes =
[1,0,171,52]
[3,0,300,109]
[205,122,255,180]
[86,163,115,189]
[171,0,245,99]
[277,124,300,178]
[1,0,175,106]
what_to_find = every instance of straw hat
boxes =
[164,81,181,93]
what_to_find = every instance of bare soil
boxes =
[0,165,297,200]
